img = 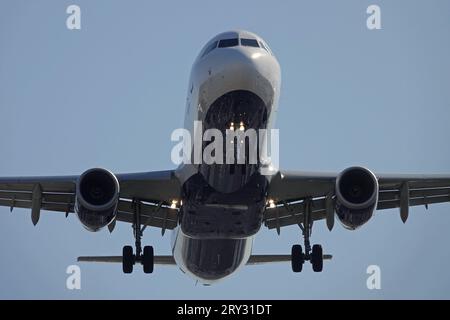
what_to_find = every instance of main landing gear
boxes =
[122,200,154,274]
[291,198,324,273]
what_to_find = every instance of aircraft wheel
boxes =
[122,245,134,274]
[311,244,323,272]
[142,246,154,274]
[291,244,304,273]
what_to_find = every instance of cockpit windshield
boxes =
[218,38,239,48]
[201,40,218,58]
[259,41,271,54]
[240,38,259,47]
[200,36,271,59]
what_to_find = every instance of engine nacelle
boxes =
[75,168,120,232]
[335,166,379,230]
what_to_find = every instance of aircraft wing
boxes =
[0,170,181,233]
[264,170,450,233]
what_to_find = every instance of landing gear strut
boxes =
[291,198,324,273]
[122,200,154,274]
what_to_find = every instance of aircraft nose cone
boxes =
[223,48,265,73]
[191,45,281,122]
[206,48,273,98]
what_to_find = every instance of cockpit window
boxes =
[201,40,218,58]
[218,38,239,48]
[259,41,270,53]
[240,38,259,47]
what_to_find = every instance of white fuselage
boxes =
[171,30,281,284]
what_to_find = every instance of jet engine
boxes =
[75,168,120,232]
[335,166,379,230]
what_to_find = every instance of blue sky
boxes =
[1,0,450,299]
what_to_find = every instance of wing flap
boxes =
[264,197,327,230]
[116,200,178,230]
[377,195,450,210]
[264,210,326,230]
[0,190,75,214]
[378,187,450,201]
[0,190,75,203]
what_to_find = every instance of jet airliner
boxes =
[1,30,450,285]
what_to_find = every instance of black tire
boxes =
[311,244,323,272]
[143,246,154,274]
[122,245,134,274]
[291,244,304,273]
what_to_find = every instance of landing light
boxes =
[171,200,178,209]
[268,199,276,208]
[239,121,245,131]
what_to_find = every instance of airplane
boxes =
[1,30,450,285]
